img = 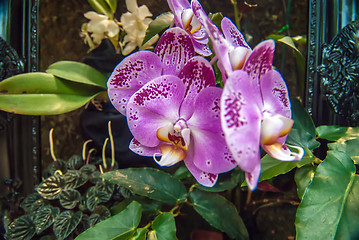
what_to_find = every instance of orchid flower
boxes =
[108,27,196,116]
[220,41,304,191]
[108,27,236,186]
[192,0,252,80]
[167,0,212,56]
[84,11,119,45]
[120,0,159,55]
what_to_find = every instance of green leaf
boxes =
[196,168,244,192]
[46,61,107,89]
[89,205,111,226]
[328,127,359,164]
[88,0,112,17]
[59,189,81,209]
[286,98,320,150]
[258,150,315,183]
[20,193,45,212]
[189,189,248,240]
[63,169,88,189]
[53,211,83,240]
[131,228,148,240]
[316,125,349,141]
[150,212,178,240]
[173,165,192,179]
[67,155,84,170]
[295,151,359,239]
[36,175,66,200]
[34,206,60,234]
[102,168,187,204]
[209,12,224,29]
[142,12,174,45]
[111,196,162,217]
[47,159,68,175]
[75,201,142,240]
[104,0,117,14]
[0,73,103,115]
[294,165,316,200]
[5,215,36,240]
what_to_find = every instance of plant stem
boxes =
[231,0,240,29]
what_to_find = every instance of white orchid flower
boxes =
[120,0,159,55]
[84,11,120,45]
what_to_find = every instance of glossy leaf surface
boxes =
[75,201,142,240]
[189,189,248,240]
[295,151,359,240]
[102,168,187,204]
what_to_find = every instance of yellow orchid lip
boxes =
[260,115,294,145]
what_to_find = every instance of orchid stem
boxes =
[231,0,240,29]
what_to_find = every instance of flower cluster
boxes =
[81,0,158,55]
[107,0,304,190]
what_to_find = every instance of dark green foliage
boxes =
[5,155,126,240]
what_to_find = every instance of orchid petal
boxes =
[245,163,261,191]
[261,70,292,118]
[243,40,275,88]
[168,0,190,28]
[187,87,222,132]
[192,39,212,56]
[260,114,293,145]
[129,138,160,156]
[154,144,187,166]
[184,155,218,187]
[154,28,195,76]
[178,56,216,118]
[191,128,237,173]
[221,17,251,49]
[108,51,162,115]
[127,76,185,147]
[125,0,138,13]
[220,71,262,172]
[262,143,304,161]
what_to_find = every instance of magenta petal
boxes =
[245,163,261,191]
[108,51,162,115]
[192,40,212,56]
[129,138,160,156]
[127,76,186,147]
[184,155,218,187]
[154,28,195,76]
[187,87,222,132]
[260,70,291,118]
[243,40,275,88]
[221,17,251,49]
[178,56,216,118]
[220,71,262,172]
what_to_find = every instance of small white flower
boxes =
[120,0,159,55]
[84,11,119,45]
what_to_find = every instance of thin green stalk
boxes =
[231,0,240,29]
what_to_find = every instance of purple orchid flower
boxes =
[192,0,252,80]
[107,27,196,116]
[108,27,236,187]
[167,0,212,56]
[220,42,304,191]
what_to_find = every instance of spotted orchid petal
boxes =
[127,76,185,147]
[184,151,218,187]
[178,56,216,118]
[260,70,292,118]
[108,51,162,115]
[188,87,237,173]
[221,17,251,49]
[155,28,195,76]
[245,163,261,191]
[262,143,304,161]
[220,70,262,173]
[129,138,160,156]
[243,40,275,88]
